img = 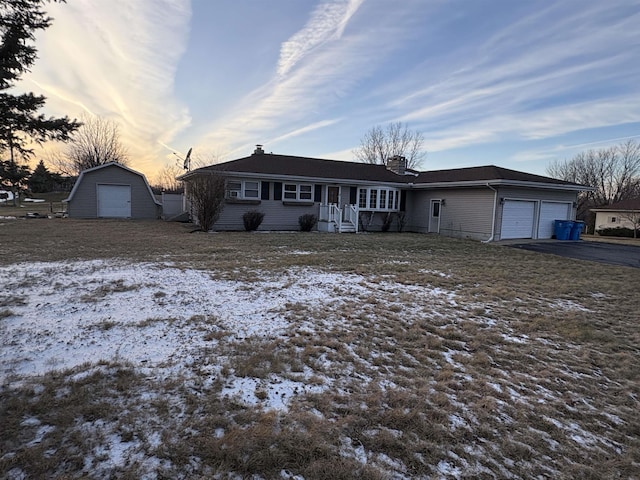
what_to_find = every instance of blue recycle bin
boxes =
[554,220,573,240]
[570,221,585,240]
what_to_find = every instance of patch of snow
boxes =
[550,299,590,312]
[437,459,462,476]
[0,260,389,382]
[500,333,529,344]
[418,269,453,279]
[221,375,327,411]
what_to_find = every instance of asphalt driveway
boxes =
[507,240,640,268]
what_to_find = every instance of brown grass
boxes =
[1,218,639,479]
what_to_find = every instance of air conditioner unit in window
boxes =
[229,190,241,198]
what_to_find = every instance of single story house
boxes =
[64,163,161,219]
[591,198,640,232]
[179,146,589,241]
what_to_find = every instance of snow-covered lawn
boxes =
[1,256,638,479]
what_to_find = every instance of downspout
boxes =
[482,183,498,243]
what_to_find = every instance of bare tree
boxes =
[153,163,184,193]
[353,122,426,169]
[51,114,129,175]
[619,210,640,238]
[547,140,640,207]
[186,173,226,232]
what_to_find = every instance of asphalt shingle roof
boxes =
[592,198,640,210]
[195,152,405,183]
[190,151,583,187]
[414,165,577,185]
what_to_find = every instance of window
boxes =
[284,184,297,200]
[227,180,260,199]
[610,216,617,223]
[227,181,242,198]
[300,185,312,200]
[244,181,259,198]
[359,189,367,208]
[357,187,400,210]
[369,189,378,209]
[432,201,440,218]
[283,183,313,201]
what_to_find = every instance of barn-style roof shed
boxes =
[64,163,161,219]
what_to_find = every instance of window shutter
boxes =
[314,185,322,202]
[274,182,282,200]
[261,182,270,200]
[400,190,407,211]
[350,187,357,205]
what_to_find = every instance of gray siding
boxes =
[68,165,160,219]
[405,187,495,240]
[200,178,356,231]
[495,187,577,240]
[214,200,319,231]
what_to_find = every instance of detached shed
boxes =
[64,163,161,219]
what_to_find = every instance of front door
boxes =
[429,199,441,233]
[327,186,340,205]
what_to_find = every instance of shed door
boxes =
[97,184,131,218]
[537,202,571,239]
[501,200,535,239]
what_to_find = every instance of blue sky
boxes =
[24,0,640,180]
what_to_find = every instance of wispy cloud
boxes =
[199,1,422,156]
[277,0,364,76]
[267,119,342,145]
[392,2,640,152]
[26,0,192,173]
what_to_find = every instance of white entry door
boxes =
[537,202,571,239]
[97,184,131,218]
[501,200,535,239]
[429,199,441,233]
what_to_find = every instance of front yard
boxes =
[1,219,639,479]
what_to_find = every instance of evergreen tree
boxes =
[0,158,30,194]
[0,0,80,203]
[27,158,52,192]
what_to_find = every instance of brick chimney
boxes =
[387,155,407,174]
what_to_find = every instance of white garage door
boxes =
[97,184,131,218]
[501,200,535,239]
[537,202,571,239]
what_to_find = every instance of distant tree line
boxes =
[546,140,640,226]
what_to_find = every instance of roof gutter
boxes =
[178,169,405,187]
[482,183,498,243]
[411,179,592,191]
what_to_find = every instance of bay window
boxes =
[357,187,400,210]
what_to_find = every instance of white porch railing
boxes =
[319,204,358,233]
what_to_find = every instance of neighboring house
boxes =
[64,163,161,219]
[179,146,589,241]
[591,198,640,232]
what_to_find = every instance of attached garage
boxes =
[537,201,572,239]
[500,200,536,239]
[65,163,161,219]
